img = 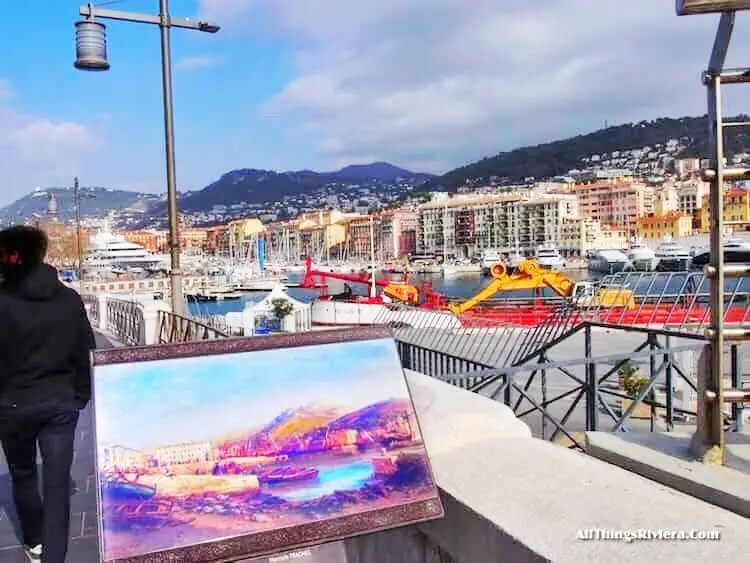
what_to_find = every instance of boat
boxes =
[102,479,156,502]
[534,244,564,270]
[187,287,243,302]
[654,238,691,271]
[588,249,632,274]
[259,466,319,484]
[85,225,168,275]
[442,260,482,277]
[505,251,525,274]
[691,238,750,269]
[480,249,503,273]
[626,240,658,272]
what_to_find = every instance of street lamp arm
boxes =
[78,5,220,32]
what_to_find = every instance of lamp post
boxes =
[677,0,750,463]
[73,2,220,316]
[73,177,97,287]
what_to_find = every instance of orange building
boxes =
[700,187,750,233]
[572,181,651,235]
[204,225,229,254]
[637,211,693,240]
[122,230,163,252]
[180,228,209,250]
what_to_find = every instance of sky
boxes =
[1,2,749,205]
[93,337,411,451]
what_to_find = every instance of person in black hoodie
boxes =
[0,225,95,563]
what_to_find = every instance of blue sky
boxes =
[1,1,749,205]
[93,337,412,451]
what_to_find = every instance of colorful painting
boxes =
[92,328,442,563]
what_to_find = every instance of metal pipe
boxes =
[159,0,185,316]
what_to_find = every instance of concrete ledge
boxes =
[585,431,750,519]
[404,369,532,443]
[401,371,750,561]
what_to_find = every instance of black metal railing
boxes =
[105,298,144,346]
[81,294,100,327]
[158,311,229,343]
[395,322,746,450]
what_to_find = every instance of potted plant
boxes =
[619,361,652,419]
[270,298,294,332]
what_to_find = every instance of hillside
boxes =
[435,115,750,189]
[0,186,159,224]
[177,162,434,212]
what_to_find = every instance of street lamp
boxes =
[72,177,97,285]
[73,1,220,316]
[677,0,750,463]
[676,0,750,14]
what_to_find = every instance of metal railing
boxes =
[106,298,144,346]
[395,322,748,450]
[81,293,100,326]
[157,311,229,343]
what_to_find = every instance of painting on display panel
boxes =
[91,326,443,563]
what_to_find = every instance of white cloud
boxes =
[0,79,104,197]
[199,0,750,173]
[175,54,219,71]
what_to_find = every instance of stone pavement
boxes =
[0,333,112,562]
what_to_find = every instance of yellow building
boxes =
[98,445,147,470]
[700,188,750,233]
[637,212,693,240]
[560,218,628,254]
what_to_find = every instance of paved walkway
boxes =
[0,333,111,562]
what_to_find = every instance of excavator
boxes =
[447,259,636,315]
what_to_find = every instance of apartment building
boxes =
[155,441,216,466]
[572,181,651,235]
[417,193,578,256]
[381,209,418,258]
[558,218,628,254]
[700,187,750,232]
[676,181,709,215]
[638,212,693,240]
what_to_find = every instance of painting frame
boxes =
[91,326,443,563]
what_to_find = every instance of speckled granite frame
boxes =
[91,326,444,563]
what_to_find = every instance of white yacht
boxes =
[691,238,750,269]
[626,240,658,272]
[442,260,482,277]
[654,238,691,271]
[588,249,632,274]
[534,244,564,270]
[480,249,503,269]
[85,228,167,274]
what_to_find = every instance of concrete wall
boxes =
[353,371,750,563]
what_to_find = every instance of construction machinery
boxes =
[301,257,421,305]
[447,259,636,315]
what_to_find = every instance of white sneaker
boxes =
[24,544,42,561]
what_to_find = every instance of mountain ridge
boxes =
[433,114,750,189]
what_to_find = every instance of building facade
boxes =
[637,212,694,240]
[417,193,578,256]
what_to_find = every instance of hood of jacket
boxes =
[1,264,64,301]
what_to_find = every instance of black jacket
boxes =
[0,264,95,407]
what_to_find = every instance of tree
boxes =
[270,298,294,323]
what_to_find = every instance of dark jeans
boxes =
[0,401,80,563]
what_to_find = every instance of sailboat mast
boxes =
[443,202,448,263]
